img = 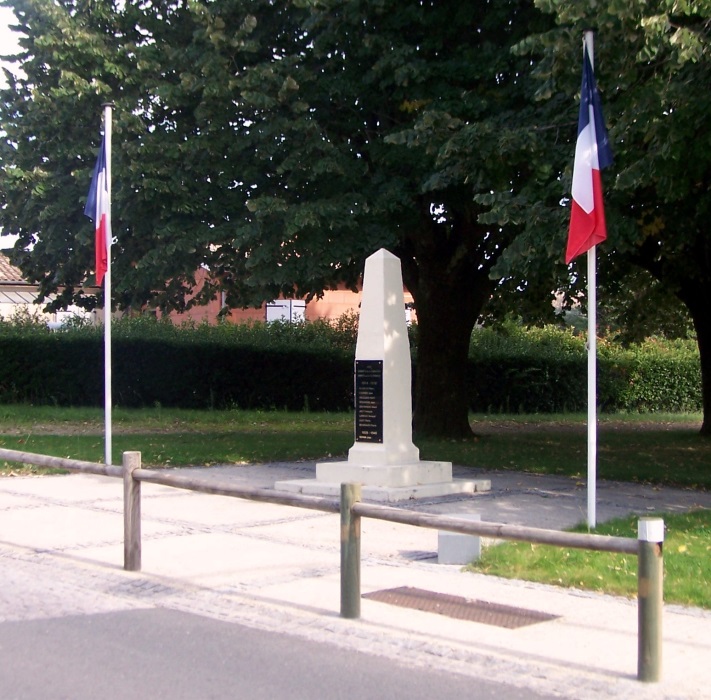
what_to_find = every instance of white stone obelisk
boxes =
[346,248,419,465]
[275,249,490,501]
[316,248,448,487]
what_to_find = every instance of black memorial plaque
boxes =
[355,360,383,443]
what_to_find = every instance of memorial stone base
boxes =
[275,460,491,503]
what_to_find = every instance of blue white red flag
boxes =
[566,45,613,264]
[84,136,109,285]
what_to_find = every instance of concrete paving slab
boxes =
[139,531,338,586]
[0,465,709,700]
[139,489,307,527]
[0,473,125,501]
[0,491,42,509]
[0,506,123,549]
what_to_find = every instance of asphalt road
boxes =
[1,608,556,700]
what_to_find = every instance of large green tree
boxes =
[0,0,556,437]
[490,1,711,435]
[0,0,213,311]
[6,0,707,437]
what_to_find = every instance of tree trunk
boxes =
[399,232,496,439]
[412,291,480,438]
[685,296,711,437]
[633,239,710,438]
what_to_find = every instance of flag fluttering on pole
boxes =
[84,136,110,286]
[566,44,613,264]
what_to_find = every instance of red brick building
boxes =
[163,267,416,325]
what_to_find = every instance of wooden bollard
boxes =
[123,451,142,572]
[340,482,362,619]
[637,517,664,682]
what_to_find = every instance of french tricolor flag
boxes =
[84,136,110,285]
[566,45,613,264]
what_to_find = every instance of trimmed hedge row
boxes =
[0,319,701,413]
[0,333,353,411]
[467,326,701,414]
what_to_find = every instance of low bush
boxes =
[0,316,701,414]
[0,317,353,411]
[467,323,701,414]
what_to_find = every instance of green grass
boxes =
[0,431,353,467]
[423,414,710,490]
[419,428,711,488]
[0,407,353,467]
[0,407,708,488]
[0,405,351,432]
[467,509,711,609]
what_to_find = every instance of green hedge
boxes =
[0,318,701,414]
[467,325,701,414]
[599,340,702,414]
[0,319,354,411]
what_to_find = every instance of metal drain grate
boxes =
[362,586,559,629]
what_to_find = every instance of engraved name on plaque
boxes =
[354,359,383,443]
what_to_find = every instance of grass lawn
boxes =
[0,406,354,469]
[422,413,709,489]
[0,406,707,487]
[468,509,711,609]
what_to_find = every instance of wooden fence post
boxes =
[340,482,362,619]
[637,517,664,682]
[123,451,142,572]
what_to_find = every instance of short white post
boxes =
[438,514,482,564]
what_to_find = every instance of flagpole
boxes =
[103,103,113,466]
[584,30,597,529]
[587,247,597,528]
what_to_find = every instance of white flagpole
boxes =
[587,247,597,528]
[103,103,113,466]
[584,31,597,529]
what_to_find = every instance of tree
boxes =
[493,1,711,435]
[0,0,214,311]
[221,0,558,437]
[1,0,557,437]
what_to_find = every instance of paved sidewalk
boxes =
[1,462,709,699]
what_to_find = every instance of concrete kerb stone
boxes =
[437,513,482,564]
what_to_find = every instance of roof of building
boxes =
[0,252,27,285]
